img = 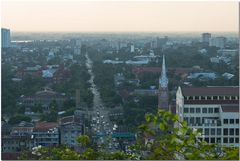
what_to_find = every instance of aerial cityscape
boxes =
[1,1,239,160]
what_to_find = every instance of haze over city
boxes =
[1,1,239,160]
[2,0,238,32]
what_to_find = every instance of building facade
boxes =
[202,33,211,43]
[209,37,227,49]
[176,86,239,147]
[59,115,84,146]
[33,122,59,147]
[158,55,169,110]
[18,88,67,110]
[1,28,11,48]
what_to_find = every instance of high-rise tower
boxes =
[158,55,169,110]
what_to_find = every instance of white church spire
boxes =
[159,55,168,88]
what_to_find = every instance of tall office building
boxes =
[176,86,239,147]
[202,33,211,43]
[158,55,169,110]
[1,28,11,48]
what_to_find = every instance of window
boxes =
[219,96,223,100]
[213,96,218,100]
[189,96,193,100]
[216,138,221,144]
[203,108,207,113]
[196,108,201,113]
[235,138,239,143]
[190,117,194,124]
[223,138,228,143]
[205,138,209,143]
[225,96,230,100]
[229,138,234,143]
[230,129,234,135]
[214,108,219,113]
[211,129,215,135]
[184,108,189,113]
[205,129,209,135]
[236,119,239,124]
[184,117,189,124]
[196,117,201,124]
[201,96,205,100]
[207,96,211,100]
[208,108,213,113]
[190,108,194,113]
[236,129,239,135]
[195,96,199,100]
[223,119,228,124]
[230,119,234,124]
[210,138,215,143]
[217,128,221,135]
[223,128,228,135]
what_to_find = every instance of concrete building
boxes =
[201,33,211,43]
[2,135,34,152]
[2,121,34,153]
[1,28,11,48]
[18,88,67,110]
[130,44,135,53]
[59,115,84,146]
[33,122,59,147]
[218,49,238,57]
[209,37,227,49]
[176,86,239,147]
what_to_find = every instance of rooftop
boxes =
[221,104,239,112]
[34,122,58,132]
[181,86,239,96]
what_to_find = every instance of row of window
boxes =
[184,107,219,114]
[185,96,239,100]
[223,128,239,136]
[223,119,239,124]
[204,128,239,136]
[203,137,239,144]
[184,117,221,126]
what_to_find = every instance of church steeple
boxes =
[159,55,168,88]
[158,54,169,110]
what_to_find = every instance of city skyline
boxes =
[1,1,238,32]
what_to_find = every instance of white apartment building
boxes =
[176,86,239,147]
[209,37,227,49]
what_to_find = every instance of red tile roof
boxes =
[34,122,58,132]
[182,86,239,96]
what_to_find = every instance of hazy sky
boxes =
[1,0,238,32]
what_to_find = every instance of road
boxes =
[85,53,116,150]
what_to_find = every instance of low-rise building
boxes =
[33,122,59,147]
[18,88,67,110]
[176,86,239,147]
[59,115,84,146]
[2,135,34,152]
